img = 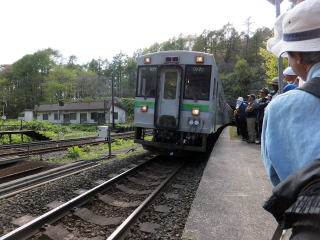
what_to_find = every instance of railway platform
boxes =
[182,127,276,240]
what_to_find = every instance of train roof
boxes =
[137,51,217,66]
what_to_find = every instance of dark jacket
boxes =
[236,102,248,119]
[256,97,269,121]
[263,158,320,238]
[245,101,257,118]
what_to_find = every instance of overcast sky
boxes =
[0,0,291,65]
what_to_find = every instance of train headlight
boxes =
[188,119,194,125]
[194,120,200,126]
[140,105,148,112]
[144,57,151,64]
[195,56,204,63]
[191,108,200,116]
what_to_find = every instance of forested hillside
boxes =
[0,23,277,118]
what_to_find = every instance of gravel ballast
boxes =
[0,150,152,236]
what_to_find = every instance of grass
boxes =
[115,147,144,160]
[36,137,140,164]
[229,126,241,141]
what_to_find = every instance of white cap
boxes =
[283,66,296,76]
[267,0,320,57]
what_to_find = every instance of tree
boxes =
[259,46,288,83]
[222,58,255,100]
[43,67,77,103]
[9,48,59,116]
[109,53,128,97]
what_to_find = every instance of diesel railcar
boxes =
[134,51,232,154]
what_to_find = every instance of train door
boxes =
[156,67,181,129]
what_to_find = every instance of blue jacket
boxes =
[236,102,248,119]
[261,63,320,186]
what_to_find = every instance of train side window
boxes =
[137,66,157,98]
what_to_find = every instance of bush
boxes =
[119,98,135,122]
[67,146,83,159]
[68,123,97,132]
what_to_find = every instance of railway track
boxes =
[0,131,143,166]
[0,156,184,240]
[0,157,107,199]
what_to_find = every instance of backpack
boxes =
[297,77,320,98]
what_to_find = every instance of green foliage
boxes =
[222,58,255,99]
[48,138,137,163]
[5,49,60,116]
[67,146,83,159]
[259,46,288,83]
[229,126,240,140]
[119,98,135,121]
[68,123,97,132]
[0,120,98,141]
[42,67,77,103]
[23,120,68,133]
[259,47,279,82]
[0,134,33,144]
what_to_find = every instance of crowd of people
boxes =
[234,66,298,145]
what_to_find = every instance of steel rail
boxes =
[0,132,138,158]
[0,137,97,150]
[107,163,184,240]
[0,132,134,150]
[0,157,154,240]
[0,159,104,198]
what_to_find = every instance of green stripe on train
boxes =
[181,104,209,111]
[135,101,155,107]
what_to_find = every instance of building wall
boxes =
[19,111,34,121]
[24,111,34,121]
[36,108,126,124]
[109,106,126,124]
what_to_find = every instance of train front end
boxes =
[134,51,219,155]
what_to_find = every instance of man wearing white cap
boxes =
[283,66,297,84]
[283,66,305,87]
[261,0,320,238]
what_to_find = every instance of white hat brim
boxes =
[279,38,320,57]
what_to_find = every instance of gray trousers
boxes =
[246,117,256,141]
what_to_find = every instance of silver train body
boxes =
[134,51,232,154]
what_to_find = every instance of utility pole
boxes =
[111,74,115,129]
[1,94,6,120]
[266,0,284,93]
[275,0,284,93]
[58,100,64,140]
[244,17,254,57]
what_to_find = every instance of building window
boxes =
[43,114,49,120]
[54,113,59,120]
[70,113,77,120]
[91,112,98,122]
[80,113,87,123]
[113,112,118,120]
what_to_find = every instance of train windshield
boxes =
[136,66,157,98]
[184,65,211,100]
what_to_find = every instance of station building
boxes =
[19,101,126,124]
